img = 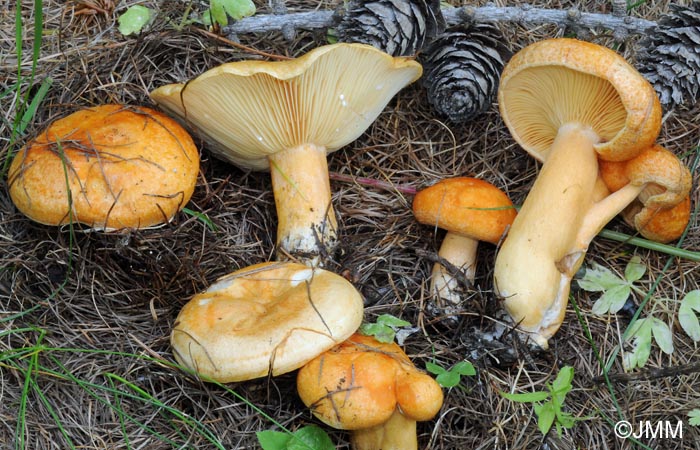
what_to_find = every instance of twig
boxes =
[196,28,292,60]
[328,172,417,195]
[592,362,700,384]
[224,5,657,40]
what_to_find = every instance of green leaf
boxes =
[257,430,291,450]
[535,402,556,435]
[358,323,394,343]
[688,409,700,426]
[555,410,577,429]
[288,425,335,450]
[208,0,256,26]
[627,316,653,340]
[679,290,700,341]
[551,366,574,395]
[118,5,154,36]
[650,317,674,355]
[577,263,625,292]
[500,391,550,403]
[452,361,476,376]
[257,426,334,450]
[591,284,631,315]
[359,314,411,343]
[425,362,446,376]
[624,256,646,282]
[376,314,411,328]
[550,366,574,406]
[435,370,460,388]
[623,335,652,370]
[623,318,654,370]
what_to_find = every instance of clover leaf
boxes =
[578,256,646,315]
[622,317,673,370]
[679,290,700,341]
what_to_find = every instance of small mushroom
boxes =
[297,333,443,450]
[493,38,667,348]
[8,104,199,230]
[151,43,422,266]
[171,262,364,382]
[412,177,516,312]
[599,144,692,243]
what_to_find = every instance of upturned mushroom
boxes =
[297,333,443,450]
[412,177,516,311]
[493,38,669,348]
[599,143,692,243]
[171,262,364,382]
[150,43,422,266]
[8,104,199,230]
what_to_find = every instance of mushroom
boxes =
[7,104,199,230]
[171,261,364,382]
[599,143,692,243]
[150,43,423,266]
[297,333,443,450]
[493,38,667,348]
[412,177,516,312]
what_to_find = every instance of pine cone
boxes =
[334,0,445,56]
[419,23,510,123]
[636,2,700,108]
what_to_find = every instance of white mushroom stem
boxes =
[350,410,418,450]
[268,143,338,266]
[494,123,645,347]
[430,233,478,307]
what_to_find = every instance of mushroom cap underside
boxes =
[171,262,364,382]
[150,43,423,171]
[8,104,199,230]
[412,177,516,244]
[498,38,661,163]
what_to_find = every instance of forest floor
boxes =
[1,1,699,449]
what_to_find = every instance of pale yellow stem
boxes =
[268,144,338,267]
[351,410,417,450]
[576,182,646,250]
[494,123,600,348]
[430,232,479,308]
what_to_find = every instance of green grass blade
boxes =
[16,77,52,135]
[598,229,700,262]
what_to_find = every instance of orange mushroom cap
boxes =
[8,104,199,230]
[296,333,443,431]
[412,177,516,244]
[599,143,692,242]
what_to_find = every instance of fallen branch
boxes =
[224,5,657,40]
[593,362,700,384]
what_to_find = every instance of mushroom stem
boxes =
[576,181,646,248]
[350,409,417,450]
[269,143,338,266]
[494,123,601,347]
[430,232,479,307]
